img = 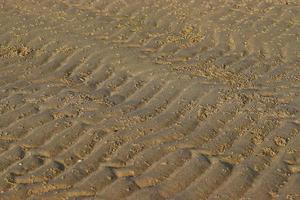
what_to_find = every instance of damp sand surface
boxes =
[0,0,300,199]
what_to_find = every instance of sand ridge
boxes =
[0,0,299,199]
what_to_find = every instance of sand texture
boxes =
[0,0,300,199]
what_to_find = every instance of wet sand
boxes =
[0,0,299,199]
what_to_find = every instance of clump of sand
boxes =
[0,44,32,58]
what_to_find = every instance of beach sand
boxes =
[0,0,299,199]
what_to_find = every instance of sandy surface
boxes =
[0,0,299,199]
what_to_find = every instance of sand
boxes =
[0,0,299,199]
